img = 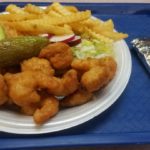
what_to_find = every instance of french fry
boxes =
[9,21,73,35]
[70,22,84,34]
[83,19,114,32]
[6,4,28,14]
[4,2,128,41]
[25,10,91,25]
[45,5,53,14]
[48,10,62,17]
[103,19,114,31]
[99,31,128,41]
[50,2,72,16]
[45,4,78,14]
[0,13,39,21]
[24,4,45,15]
[84,27,113,43]
[64,6,78,13]
[85,19,128,40]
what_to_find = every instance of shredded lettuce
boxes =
[72,39,114,59]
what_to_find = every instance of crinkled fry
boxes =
[83,19,114,32]
[10,21,73,35]
[24,4,45,14]
[84,27,113,43]
[6,4,28,14]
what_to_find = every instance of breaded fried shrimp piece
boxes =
[21,57,54,76]
[72,56,117,92]
[81,66,110,92]
[4,72,41,107]
[71,58,100,71]
[0,74,8,105]
[60,88,93,107]
[4,69,79,107]
[21,103,39,116]
[33,96,59,124]
[39,42,73,69]
[98,56,117,80]
[48,69,79,96]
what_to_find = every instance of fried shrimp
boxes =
[98,56,117,80]
[60,88,93,107]
[0,74,8,105]
[4,68,78,107]
[71,56,117,92]
[33,96,59,124]
[47,69,79,96]
[21,57,54,76]
[71,58,100,71]
[81,66,110,92]
[4,72,41,107]
[21,103,39,116]
[39,42,73,69]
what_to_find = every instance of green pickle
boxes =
[0,36,49,68]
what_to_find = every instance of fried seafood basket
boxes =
[0,1,150,149]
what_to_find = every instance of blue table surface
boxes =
[0,2,150,150]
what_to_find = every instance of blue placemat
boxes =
[0,2,150,150]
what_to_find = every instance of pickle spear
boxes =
[0,36,49,68]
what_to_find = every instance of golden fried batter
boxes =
[4,72,41,107]
[21,103,39,116]
[71,58,100,71]
[71,56,117,92]
[81,66,110,92]
[48,69,79,96]
[98,56,117,80]
[33,96,59,124]
[0,74,8,105]
[21,57,54,76]
[60,88,93,107]
[4,68,79,107]
[39,42,73,69]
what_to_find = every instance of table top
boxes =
[0,2,150,150]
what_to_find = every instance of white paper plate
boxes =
[0,39,131,134]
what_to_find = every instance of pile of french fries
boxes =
[0,2,128,43]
